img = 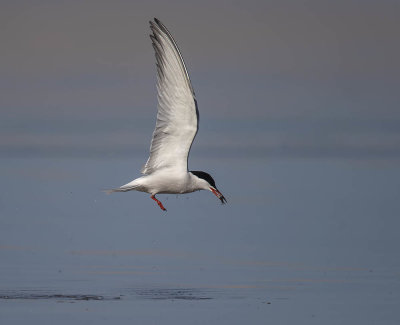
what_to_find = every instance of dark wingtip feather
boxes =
[153,18,169,35]
[153,18,163,29]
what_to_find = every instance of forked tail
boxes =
[103,184,139,194]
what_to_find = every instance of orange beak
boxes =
[210,187,227,204]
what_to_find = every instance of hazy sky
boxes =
[1,0,399,159]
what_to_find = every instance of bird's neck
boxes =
[188,172,209,191]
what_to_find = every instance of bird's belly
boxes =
[156,183,193,194]
[145,172,191,194]
[157,187,195,194]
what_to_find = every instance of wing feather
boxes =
[141,18,198,175]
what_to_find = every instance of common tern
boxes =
[108,18,226,211]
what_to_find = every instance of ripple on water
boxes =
[0,290,121,301]
[0,287,213,302]
[132,287,213,300]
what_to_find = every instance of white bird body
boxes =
[117,170,209,195]
[108,18,226,211]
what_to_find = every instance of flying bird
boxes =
[108,18,226,211]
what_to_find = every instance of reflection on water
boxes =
[0,287,212,301]
[0,290,117,301]
[133,288,212,300]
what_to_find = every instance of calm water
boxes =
[1,157,399,324]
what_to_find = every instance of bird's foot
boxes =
[151,195,167,211]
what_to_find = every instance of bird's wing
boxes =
[141,18,199,175]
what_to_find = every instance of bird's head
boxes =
[190,171,227,204]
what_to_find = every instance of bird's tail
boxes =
[103,188,119,194]
[103,181,140,194]
[103,186,137,194]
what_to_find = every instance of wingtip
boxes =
[149,20,157,29]
[153,18,166,31]
[150,18,161,27]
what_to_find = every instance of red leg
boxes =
[151,195,167,211]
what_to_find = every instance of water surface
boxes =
[1,157,399,324]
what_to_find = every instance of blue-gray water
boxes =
[1,156,399,324]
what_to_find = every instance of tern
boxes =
[108,18,226,211]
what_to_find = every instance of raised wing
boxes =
[141,18,199,175]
